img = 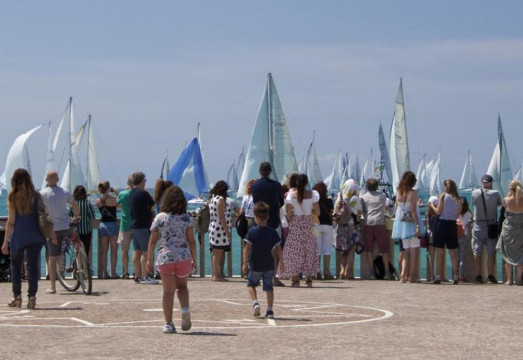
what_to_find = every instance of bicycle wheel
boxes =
[75,244,92,295]
[56,244,81,292]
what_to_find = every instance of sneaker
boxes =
[487,275,498,284]
[134,277,141,284]
[474,276,484,284]
[433,276,441,285]
[253,303,261,317]
[452,276,459,285]
[141,277,160,285]
[163,322,176,334]
[181,312,192,331]
[265,310,274,319]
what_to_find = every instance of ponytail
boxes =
[296,174,309,204]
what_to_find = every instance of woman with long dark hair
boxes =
[154,179,174,213]
[208,180,231,281]
[1,169,46,309]
[282,174,320,287]
[429,179,462,284]
[391,171,424,283]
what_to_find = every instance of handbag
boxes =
[37,194,54,239]
[400,210,414,223]
[235,212,249,239]
[456,219,465,238]
[480,189,499,239]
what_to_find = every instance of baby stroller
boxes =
[0,247,9,282]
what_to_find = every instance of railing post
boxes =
[198,231,205,278]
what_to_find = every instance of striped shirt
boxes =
[70,199,96,235]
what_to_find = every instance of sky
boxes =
[1,0,523,189]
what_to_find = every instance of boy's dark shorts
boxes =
[247,270,274,292]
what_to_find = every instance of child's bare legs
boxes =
[162,273,176,323]
[435,247,445,280]
[266,290,274,308]
[175,276,189,309]
[109,235,118,277]
[398,250,404,278]
[100,235,109,278]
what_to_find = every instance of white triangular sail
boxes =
[85,115,100,193]
[389,79,410,191]
[42,103,67,189]
[415,155,427,190]
[487,115,512,197]
[378,123,393,183]
[238,73,298,196]
[61,99,86,192]
[0,125,43,191]
[304,133,323,186]
[326,151,341,192]
[514,161,523,183]
[459,151,479,190]
[429,154,441,196]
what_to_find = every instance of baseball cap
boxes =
[481,174,494,184]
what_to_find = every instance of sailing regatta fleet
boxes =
[0,74,520,200]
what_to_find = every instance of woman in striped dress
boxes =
[72,185,96,257]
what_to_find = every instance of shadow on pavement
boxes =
[182,332,237,337]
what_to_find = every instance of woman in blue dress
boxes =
[1,169,46,309]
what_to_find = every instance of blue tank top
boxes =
[10,193,46,255]
[440,194,461,221]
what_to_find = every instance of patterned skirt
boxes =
[281,215,319,278]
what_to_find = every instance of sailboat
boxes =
[389,78,411,192]
[0,125,43,191]
[326,151,342,192]
[159,150,170,180]
[168,136,209,200]
[226,161,239,192]
[458,151,479,190]
[378,123,393,184]
[487,115,512,197]
[237,73,299,197]
[415,155,428,191]
[304,132,323,187]
[84,115,100,193]
[429,153,442,196]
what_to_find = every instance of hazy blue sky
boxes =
[1,1,523,188]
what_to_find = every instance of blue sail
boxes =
[168,137,208,200]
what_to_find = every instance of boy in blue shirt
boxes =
[242,201,285,319]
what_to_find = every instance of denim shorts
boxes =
[99,221,119,237]
[131,228,150,252]
[247,270,274,292]
[47,229,73,257]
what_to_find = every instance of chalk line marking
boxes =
[267,318,276,327]
[70,318,94,326]
[59,302,72,308]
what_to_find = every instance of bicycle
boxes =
[55,222,93,295]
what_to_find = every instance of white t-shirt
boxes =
[285,190,320,216]
[40,186,73,231]
[241,195,254,218]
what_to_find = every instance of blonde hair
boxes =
[509,180,522,204]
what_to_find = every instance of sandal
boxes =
[8,296,22,308]
[305,281,313,288]
[122,273,130,280]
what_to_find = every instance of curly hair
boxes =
[245,179,257,195]
[160,186,187,215]
[8,168,35,215]
[312,182,327,199]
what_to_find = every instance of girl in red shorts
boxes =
[147,186,197,334]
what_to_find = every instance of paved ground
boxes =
[0,277,521,360]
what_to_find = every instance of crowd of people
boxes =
[2,163,522,333]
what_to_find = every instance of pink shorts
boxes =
[158,259,192,278]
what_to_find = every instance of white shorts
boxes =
[315,225,334,256]
[402,237,420,249]
[118,231,131,247]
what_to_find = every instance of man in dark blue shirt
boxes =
[250,162,285,286]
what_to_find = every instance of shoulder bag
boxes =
[37,193,54,239]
